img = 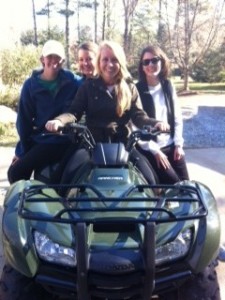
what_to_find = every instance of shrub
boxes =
[0,122,18,146]
[192,48,225,83]
[0,45,42,109]
[1,45,41,86]
[0,84,20,109]
[20,26,64,46]
[218,70,225,82]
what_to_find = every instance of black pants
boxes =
[60,148,91,185]
[130,148,158,184]
[138,144,189,184]
[7,143,70,184]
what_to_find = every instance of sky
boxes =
[0,0,124,49]
[0,0,223,49]
[0,0,117,49]
[0,0,82,48]
[0,0,34,47]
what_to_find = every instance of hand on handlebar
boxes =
[154,122,170,132]
[45,120,63,132]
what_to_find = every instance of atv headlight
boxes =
[155,228,192,265]
[34,231,76,267]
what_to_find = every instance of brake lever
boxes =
[143,125,170,135]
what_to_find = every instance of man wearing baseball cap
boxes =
[8,40,82,184]
[40,40,66,75]
[41,40,66,60]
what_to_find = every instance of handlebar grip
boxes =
[58,122,88,134]
[57,126,64,132]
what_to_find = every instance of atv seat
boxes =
[92,143,129,166]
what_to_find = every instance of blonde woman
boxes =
[46,40,169,184]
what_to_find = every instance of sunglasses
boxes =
[142,57,161,66]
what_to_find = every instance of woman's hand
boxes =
[155,151,171,170]
[174,146,185,160]
[154,122,170,131]
[45,120,63,132]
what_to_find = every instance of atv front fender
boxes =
[186,181,220,272]
[3,180,41,277]
[2,180,73,278]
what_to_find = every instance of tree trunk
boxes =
[32,0,38,46]
[77,0,81,42]
[102,0,106,40]
[94,0,98,43]
[47,0,51,39]
[164,0,224,92]
[65,0,70,68]
[183,68,189,91]
[122,0,139,55]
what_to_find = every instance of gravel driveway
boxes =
[180,93,225,148]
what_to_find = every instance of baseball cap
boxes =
[42,40,65,60]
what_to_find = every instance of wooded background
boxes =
[2,0,225,91]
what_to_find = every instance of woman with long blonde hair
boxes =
[46,40,169,184]
[95,40,132,117]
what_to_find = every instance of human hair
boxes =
[138,45,171,82]
[78,41,98,55]
[96,40,132,117]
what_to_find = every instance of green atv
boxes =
[0,124,221,299]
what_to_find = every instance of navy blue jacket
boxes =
[15,69,82,157]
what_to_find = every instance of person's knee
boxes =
[7,164,14,184]
[60,149,90,184]
[7,161,31,184]
[7,163,21,184]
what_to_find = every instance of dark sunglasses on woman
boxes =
[142,57,161,66]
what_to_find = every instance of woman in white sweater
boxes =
[136,45,189,184]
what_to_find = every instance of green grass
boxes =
[172,77,225,93]
[188,82,225,92]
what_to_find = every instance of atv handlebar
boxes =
[126,125,169,151]
[53,122,169,151]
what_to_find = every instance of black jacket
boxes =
[136,79,175,138]
[58,77,159,144]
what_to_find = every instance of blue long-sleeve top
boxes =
[15,69,82,157]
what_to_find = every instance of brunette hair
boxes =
[138,45,171,82]
[96,40,132,117]
[78,41,98,54]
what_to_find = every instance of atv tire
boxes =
[159,260,221,300]
[0,264,55,300]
